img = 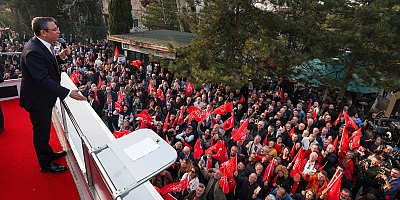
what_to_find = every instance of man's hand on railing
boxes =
[70,90,87,101]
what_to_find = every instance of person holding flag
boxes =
[303,170,329,197]
[198,167,226,200]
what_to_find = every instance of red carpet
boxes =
[0,99,80,200]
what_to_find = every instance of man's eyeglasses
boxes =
[45,27,59,32]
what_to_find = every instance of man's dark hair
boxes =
[31,17,56,36]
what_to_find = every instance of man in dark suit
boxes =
[103,98,118,132]
[20,17,86,173]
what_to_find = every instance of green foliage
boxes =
[60,0,108,42]
[142,0,180,31]
[169,0,400,92]
[108,0,133,35]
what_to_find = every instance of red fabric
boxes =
[326,169,343,200]
[288,127,294,138]
[114,102,122,113]
[160,178,189,195]
[222,114,235,130]
[333,111,342,126]
[211,118,218,128]
[187,106,200,114]
[220,156,237,179]
[188,108,210,124]
[228,178,237,193]
[275,143,282,155]
[69,72,79,84]
[117,91,123,104]
[177,106,185,125]
[114,46,119,61]
[289,146,297,158]
[148,79,154,94]
[219,170,230,194]
[214,102,233,115]
[113,130,131,138]
[332,136,338,151]
[194,139,203,159]
[165,135,170,144]
[262,160,275,182]
[290,148,305,178]
[183,141,193,150]
[97,78,103,89]
[185,82,194,97]
[162,193,177,200]
[312,108,317,120]
[94,91,101,105]
[157,88,165,100]
[344,112,358,130]
[340,128,349,153]
[162,113,170,135]
[291,182,299,195]
[231,120,248,141]
[136,110,151,121]
[307,100,313,112]
[239,95,245,104]
[349,128,362,150]
[278,88,284,103]
[212,141,228,163]
[338,158,354,182]
[131,60,142,68]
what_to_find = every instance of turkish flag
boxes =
[114,46,119,61]
[160,178,189,195]
[212,141,228,163]
[262,159,275,182]
[97,77,103,89]
[222,114,235,130]
[340,128,350,153]
[69,72,79,84]
[231,120,249,141]
[113,130,131,138]
[343,112,359,130]
[326,169,343,200]
[214,102,233,115]
[290,148,305,178]
[188,108,210,124]
[306,100,313,112]
[349,128,362,150]
[205,140,220,155]
[185,82,194,97]
[194,139,203,159]
[162,193,177,200]
[333,111,342,126]
[162,112,170,134]
[114,102,122,113]
[289,146,297,158]
[136,110,153,126]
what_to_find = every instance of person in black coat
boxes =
[20,17,86,173]
[234,172,260,200]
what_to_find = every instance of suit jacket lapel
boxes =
[33,37,60,75]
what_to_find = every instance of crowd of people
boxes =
[1,30,400,200]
